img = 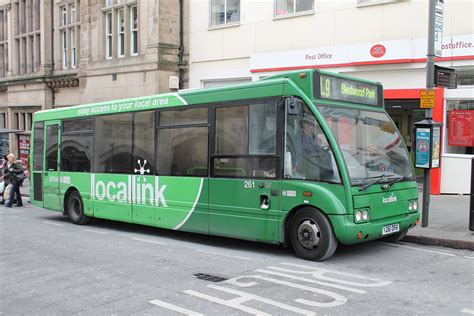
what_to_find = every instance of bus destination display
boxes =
[314,73,381,107]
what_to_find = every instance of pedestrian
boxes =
[3,153,24,207]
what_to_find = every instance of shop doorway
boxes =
[385,99,424,180]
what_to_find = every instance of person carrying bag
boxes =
[3,153,24,207]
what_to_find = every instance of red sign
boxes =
[448,110,474,147]
[370,44,386,58]
[17,134,30,169]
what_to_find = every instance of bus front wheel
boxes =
[67,191,91,225]
[290,208,338,261]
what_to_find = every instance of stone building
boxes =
[0,0,189,159]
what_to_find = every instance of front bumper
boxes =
[328,211,419,245]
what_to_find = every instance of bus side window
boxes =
[213,100,278,179]
[156,107,208,177]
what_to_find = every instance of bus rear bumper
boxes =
[328,212,420,245]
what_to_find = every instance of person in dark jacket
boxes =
[3,153,24,207]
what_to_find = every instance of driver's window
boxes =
[284,100,340,183]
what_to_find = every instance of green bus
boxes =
[30,69,419,261]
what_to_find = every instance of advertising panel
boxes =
[415,128,431,168]
[448,110,474,147]
[18,134,30,169]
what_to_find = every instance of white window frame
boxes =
[274,0,314,17]
[61,6,67,25]
[71,28,77,68]
[62,30,67,69]
[105,0,113,7]
[210,0,240,27]
[117,8,125,58]
[105,12,112,59]
[71,2,76,23]
[130,5,138,56]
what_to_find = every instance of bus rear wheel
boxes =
[290,208,338,261]
[67,191,91,225]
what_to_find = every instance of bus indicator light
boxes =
[299,73,307,78]
[303,191,312,197]
[357,231,363,239]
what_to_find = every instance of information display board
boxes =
[313,72,382,107]
[448,110,474,147]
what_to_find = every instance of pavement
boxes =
[404,193,474,251]
[18,179,474,251]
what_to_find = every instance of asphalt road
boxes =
[1,202,473,315]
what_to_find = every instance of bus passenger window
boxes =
[157,107,208,177]
[213,100,278,179]
[94,113,133,174]
[61,119,93,172]
[134,111,156,174]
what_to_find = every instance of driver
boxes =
[301,116,322,155]
[300,115,334,180]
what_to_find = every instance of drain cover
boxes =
[194,273,227,283]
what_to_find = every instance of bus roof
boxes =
[33,69,383,122]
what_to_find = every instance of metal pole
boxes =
[422,0,436,227]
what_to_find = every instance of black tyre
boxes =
[381,229,408,243]
[290,208,338,261]
[67,191,91,225]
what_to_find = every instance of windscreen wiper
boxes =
[359,174,389,191]
[381,175,405,189]
[359,174,404,191]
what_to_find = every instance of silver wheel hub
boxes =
[297,219,320,249]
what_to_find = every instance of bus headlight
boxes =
[355,210,362,223]
[362,209,369,221]
[408,200,418,212]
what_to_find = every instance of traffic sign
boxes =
[420,90,435,109]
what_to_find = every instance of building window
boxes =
[105,0,113,7]
[71,28,76,68]
[105,12,112,59]
[130,6,138,56]
[275,0,314,16]
[71,2,76,23]
[61,6,67,25]
[0,8,8,77]
[62,30,67,69]
[14,0,41,75]
[58,1,80,70]
[210,0,240,27]
[117,8,125,57]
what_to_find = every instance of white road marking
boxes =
[149,299,203,316]
[42,221,64,226]
[280,263,392,287]
[130,237,167,246]
[385,242,457,257]
[255,268,366,294]
[225,274,347,307]
[186,285,315,316]
[83,229,109,235]
[464,256,474,259]
[195,249,252,261]
[461,309,474,315]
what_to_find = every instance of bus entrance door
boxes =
[209,178,280,243]
[43,121,62,211]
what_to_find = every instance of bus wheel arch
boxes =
[286,206,338,261]
[64,188,91,225]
